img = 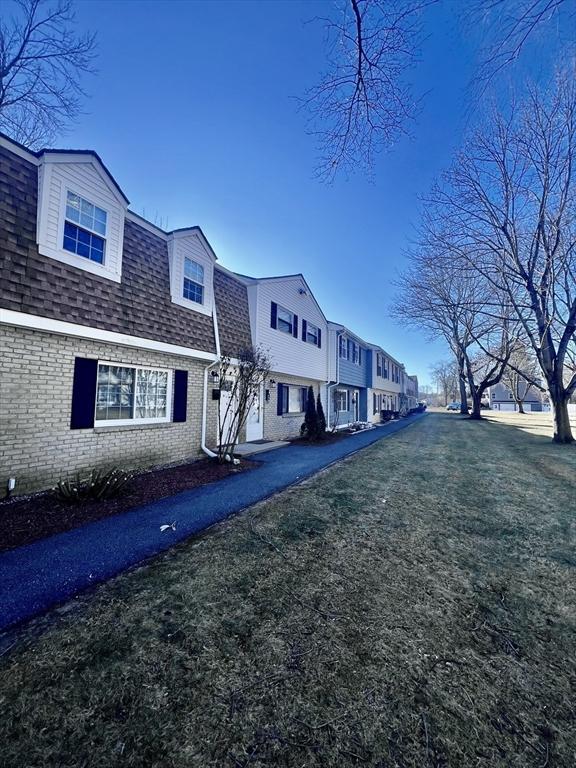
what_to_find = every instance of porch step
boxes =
[234,440,290,456]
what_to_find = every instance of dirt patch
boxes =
[0,458,258,553]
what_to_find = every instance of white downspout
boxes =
[326,329,342,429]
[200,303,221,459]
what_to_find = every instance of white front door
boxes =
[353,390,360,421]
[246,384,264,442]
[219,378,237,446]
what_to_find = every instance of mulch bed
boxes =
[0,458,258,554]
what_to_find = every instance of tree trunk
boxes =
[469,389,483,420]
[458,364,468,415]
[552,396,574,444]
[518,401,525,414]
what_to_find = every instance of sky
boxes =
[52,0,562,386]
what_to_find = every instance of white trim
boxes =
[95,361,173,427]
[0,309,218,361]
[0,134,39,163]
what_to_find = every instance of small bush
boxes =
[54,468,133,503]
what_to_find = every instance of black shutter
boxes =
[277,383,285,415]
[70,357,98,429]
[270,302,278,329]
[301,387,307,411]
[302,319,307,342]
[173,370,188,422]
[292,314,298,338]
[317,328,322,348]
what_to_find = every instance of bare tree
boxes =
[392,249,513,419]
[461,0,574,96]
[425,75,576,442]
[216,346,271,463]
[304,0,434,180]
[0,0,96,147]
[501,342,544,413]
[430,359,458,406]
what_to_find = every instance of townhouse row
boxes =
[0,133,418,494]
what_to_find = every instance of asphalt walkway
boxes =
[0,413,425,631]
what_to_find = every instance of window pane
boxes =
[183,278,204,304]
[65,191,107,238]
[288,387,302,413]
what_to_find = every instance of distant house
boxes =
[366,345,405,423]
[235,272,329,441]
[488,382,541,412]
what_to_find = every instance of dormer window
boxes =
[63,192,107,264]
[183,257,204,304]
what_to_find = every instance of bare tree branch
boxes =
[303,0,436,181]
[0,0,96,147]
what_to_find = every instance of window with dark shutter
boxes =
[270,301,278,329]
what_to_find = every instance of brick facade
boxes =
[263,373,324,441]
[0,325,221,493]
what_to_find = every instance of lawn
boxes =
[1,413,575,767]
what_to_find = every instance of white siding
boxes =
[249,277,328,381]
[371,350,402,394]
[37,157,126,282]
[168,231,215,317]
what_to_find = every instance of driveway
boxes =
[0,414,425,631]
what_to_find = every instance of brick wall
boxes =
[263,373,324,441]
[0,325,220,493]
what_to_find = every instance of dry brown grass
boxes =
[1,413,575,767]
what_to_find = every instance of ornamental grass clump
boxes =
[54,468,133,503]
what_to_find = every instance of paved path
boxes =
[0,414,425,631]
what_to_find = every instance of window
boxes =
[305,322,320,346]
[277,306,295,335]
[95,363,171,425]
[351,343,360,365]
[339,335,348,359]
[376,354,382,377]
[334,389,349,412]
[63,191,107,264]
[383,358,389,379]
[278,384,306,414]
[183,257,204,304]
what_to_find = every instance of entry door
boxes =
[219,378,237,446]
[353,390,360,421]
[245,384,264,442]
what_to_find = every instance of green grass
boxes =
[1,413,575,767]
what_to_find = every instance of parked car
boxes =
[446,402,461,411]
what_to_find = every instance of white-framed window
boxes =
[339,335,348,359]
[334,389,349,412]
[95,362,172,426]
[277,305,295,335]
[306,322,320,346]
[376,354,383,377]
[63,191,107,264]
[351,342,360,365]
[183,257,204,304]
[383,358,389,379]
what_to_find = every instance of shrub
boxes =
[316,393,327,437]
[301,386,320,440]
[54,468,133,503]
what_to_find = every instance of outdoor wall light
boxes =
[6,477,16,499]
[269,379,276,390]
[210,371,220,384]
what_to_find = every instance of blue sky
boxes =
[58,0,545,385]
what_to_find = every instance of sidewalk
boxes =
[0,414,425,631]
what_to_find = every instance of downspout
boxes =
[326,329,342,428]
[200,303,221,459]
